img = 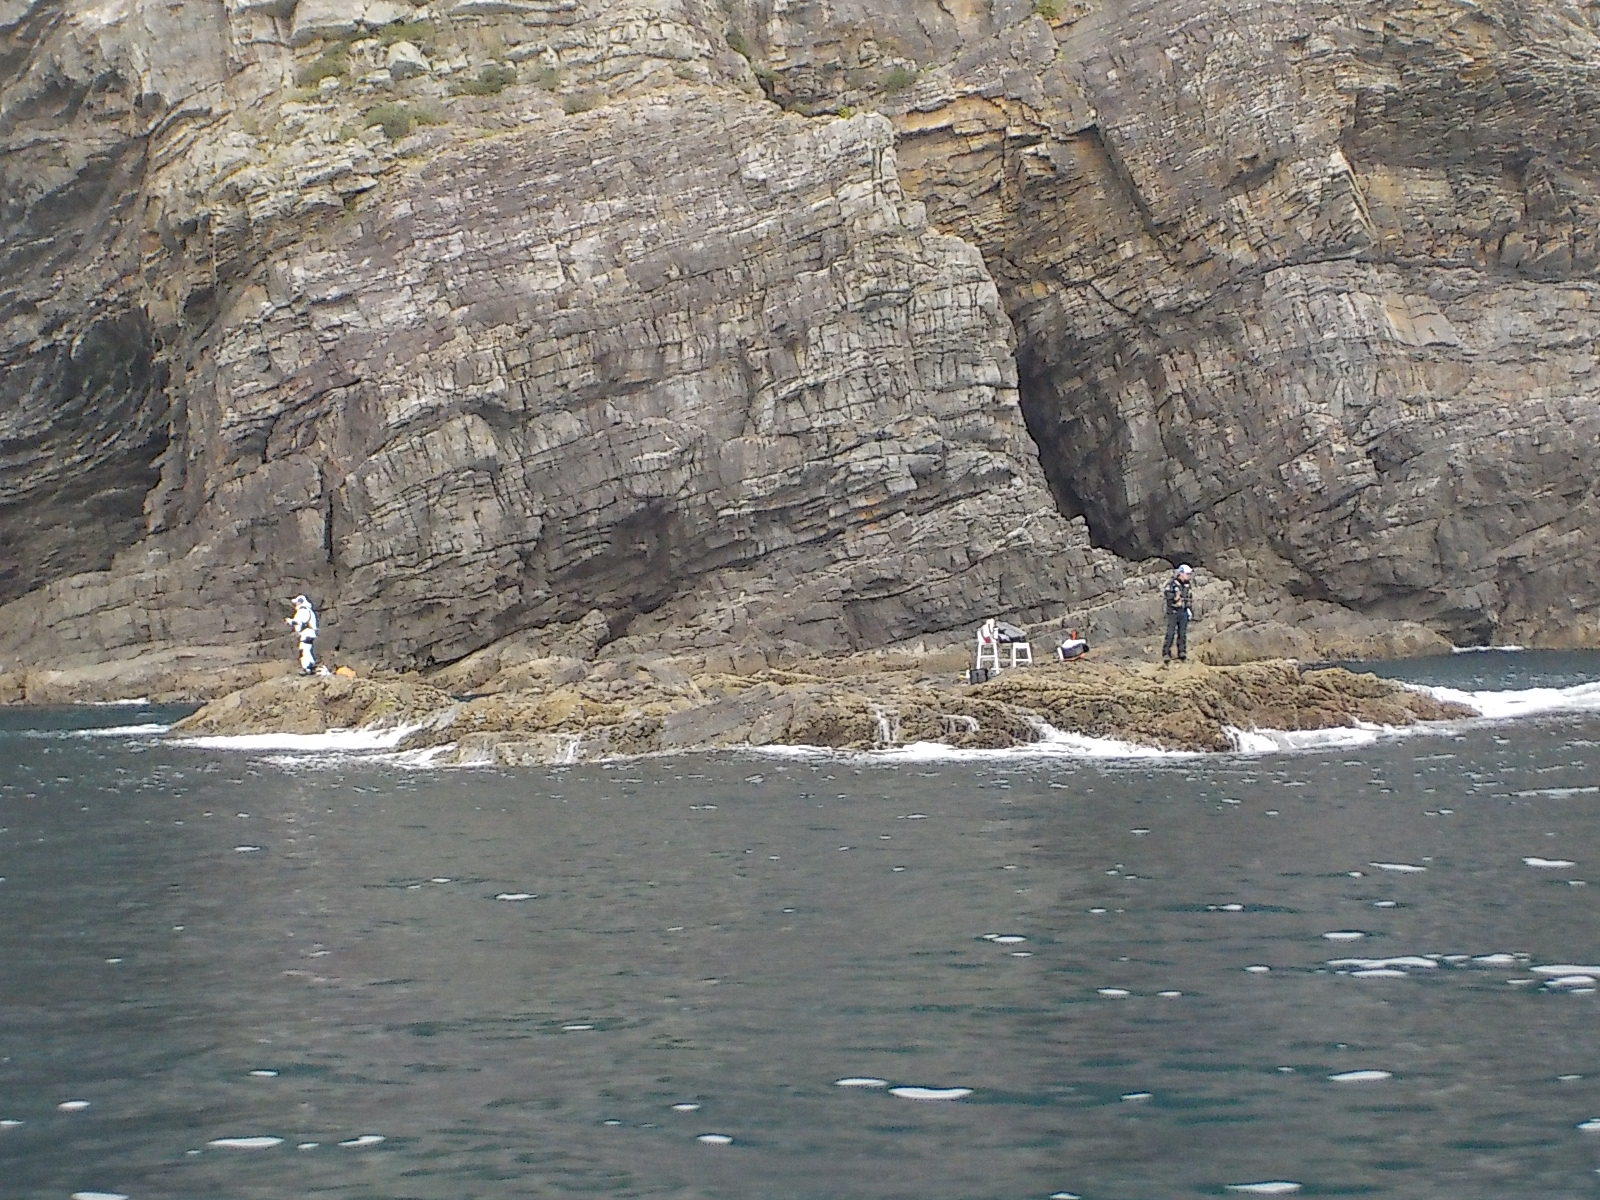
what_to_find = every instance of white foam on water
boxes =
[89,697,152,706]
[1097,988,1131,998]
[233,845,262,853]
[495,893,535,901]
[1531,964,1600,977]
[561,1024,594,1031]
[1369,862,1427,873]
[889,1086,973,1101]
[207,1136,284,1149]
[1329,1070,1393,1083]
[696,1134,733,1145]
[1323,931,1366,941]
[1244,965,1271,974]
[1121,1092,1153,1102]
[983,934,1027,944]
[1351,968,1407,978]
[171,724,421,755]
[1578,1119,1600,1133]
[1522,857,1577,868]
[338,1135,384,1147]
[1415,679,1600,721]
[0,1119,22,1128]
[1473,954,1520,966]
[1228,723,1391,754]
[1049,1193,1082,1200]
[1514,786,1600,798]
[1544,975,1596,989]
[1226,1184,1302,1195]
[58,1100,90,1112]
[74,723,171,738]
[833,1078,888,1088]
[799,721,1193,763]
[1329,956,1437,970]
[1216,675,1600,758]
[71,1192,130,1200]
[670,1102,702,1111]
[248,1070,278,1078]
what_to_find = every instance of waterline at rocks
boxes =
[169,658,1472,764]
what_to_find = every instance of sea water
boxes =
[1,651,1597,1200]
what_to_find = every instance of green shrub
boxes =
[726,28,752,59]
[378,20,434,47]
[451,63,518,96]
[364,102,444,140]
[528,64,561,89]
[881,64,918,92]
[1034,0,1062,18]
[294,45,348,87]
[561,92,597,115]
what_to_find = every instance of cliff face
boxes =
[1,0,1596,695]
[1,0,1142,691]
[728,0,1600,646]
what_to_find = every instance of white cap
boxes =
[1177,564,1192,574]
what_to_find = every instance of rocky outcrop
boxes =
[3,0,1598,701]
[169,657,1473,761]
[170,672,453,736]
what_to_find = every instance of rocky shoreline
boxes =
[169,655,1473,764]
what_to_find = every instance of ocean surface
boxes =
[1,650,1598,1200]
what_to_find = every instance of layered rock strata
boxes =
[1,0,1139,693]
[728,0,1600,645]
[3,0,1598,702]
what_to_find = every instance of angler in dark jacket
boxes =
[1162,564,1194,662]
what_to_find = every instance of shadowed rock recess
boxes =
[2,0,1597,702]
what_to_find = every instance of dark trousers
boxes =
[1163,609,1189,659]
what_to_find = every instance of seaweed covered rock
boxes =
[171,655,1475,762]
[171,674,455,737]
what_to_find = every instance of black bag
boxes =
[995,621,1027,643]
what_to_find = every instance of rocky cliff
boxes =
[727,0,1600,645]
[2,0,1596,699]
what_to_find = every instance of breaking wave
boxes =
[1414,679,1600,721]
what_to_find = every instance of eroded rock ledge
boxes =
[169,657,1471,762]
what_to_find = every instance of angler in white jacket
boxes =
[286,594,319,674]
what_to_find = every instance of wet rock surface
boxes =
[170,657,1473,761]
[170,673,456,737]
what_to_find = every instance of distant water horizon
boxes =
[2,651,1598,1199]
